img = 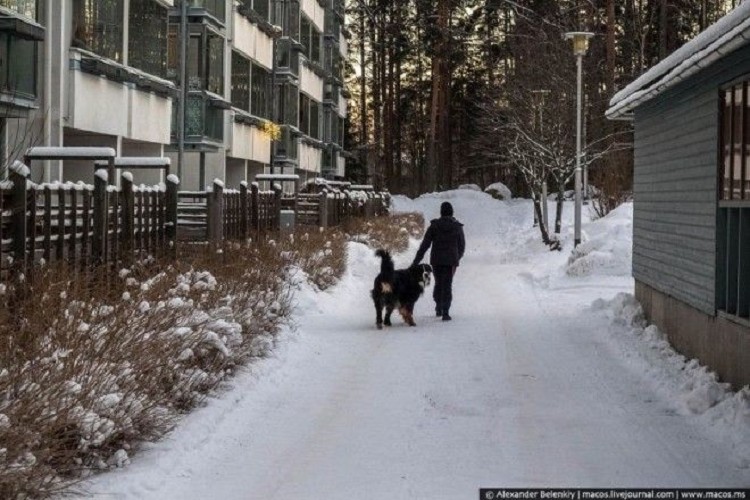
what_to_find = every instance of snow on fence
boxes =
[0,168,178,280]
[0,165,391,281]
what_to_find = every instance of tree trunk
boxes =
[555,185,564,235]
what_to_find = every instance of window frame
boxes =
[128,0,168,78]
[72,0,125,63]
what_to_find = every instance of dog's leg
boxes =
[398,306,412,325]
[405,303,417,326]
[384,302,394,326]
[374,292,384,330]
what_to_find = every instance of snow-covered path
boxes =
[85,193,750,499]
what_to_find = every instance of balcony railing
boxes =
[172,91,228,148]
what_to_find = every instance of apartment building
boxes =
[0,0,348,189]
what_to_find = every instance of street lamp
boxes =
[564,31,593,247]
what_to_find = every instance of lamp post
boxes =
[564,31,593,248]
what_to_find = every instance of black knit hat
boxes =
[440,201,454,217]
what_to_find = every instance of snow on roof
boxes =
[26,146,116,159]
[607,2,750,120]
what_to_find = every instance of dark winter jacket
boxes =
[412,216,466,267]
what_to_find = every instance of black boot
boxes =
[435,303,442,317]
[442,310,452,321]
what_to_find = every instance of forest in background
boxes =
[344,0,740,198]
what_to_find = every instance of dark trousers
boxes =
[433,265,455,314]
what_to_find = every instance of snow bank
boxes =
[484,182,512,200]
[457,183,482,192]
[566,203,632,277]
[592,293,750,467]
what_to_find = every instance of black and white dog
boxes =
[371,249,433,329]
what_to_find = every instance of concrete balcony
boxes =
[68,49,175,145]
[229,111,272,164]
[300,63,324,102]
[301,0,324,33]
[298,141,322,173]
[233,10,274,70]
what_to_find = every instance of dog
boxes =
[371,249,433,329]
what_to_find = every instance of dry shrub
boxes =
[344,212,425,254]
[273,229,347,291]
[0,243,293,499]
[0,212,420,498]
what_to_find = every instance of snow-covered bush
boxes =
[0,243,294,498]
[345,212,425,255]
[458,183,482,192]
[484,182,512,200]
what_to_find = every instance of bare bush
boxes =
[344,213,425,254]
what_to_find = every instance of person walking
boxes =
[412,201,465,321]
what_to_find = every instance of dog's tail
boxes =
[375,249,395,280]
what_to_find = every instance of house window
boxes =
[0,31,36,98]
[231,51,250,111]
[129,0,168,78]
[717,81,750,320]
[251,63,271,119]
[72,0,124,62]
[0,0,36,19]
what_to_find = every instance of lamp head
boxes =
[564,32,594,56]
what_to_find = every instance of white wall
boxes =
[301,0,324,32]
[68,70,172,145]
[336,153,345,178]
[300,64,324,102]
[229,119,272,164]
[232,12,274,70]
[298,142,322,174]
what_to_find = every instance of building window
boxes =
[300,14,321,64]
[207,32,223,95]
[129,0,168,78]
[717,81,750,320]
[189,0,225,23]
[0,0,36,19]
[299,93,309,136]
[277,82,298,127]
[72,0,124,62]
[231,51,250,111]
[251,63,271,120]
[0,31,36,98]
[310,100,319,139]
[275,0,300,41]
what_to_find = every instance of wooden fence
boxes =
[0,165,389,279]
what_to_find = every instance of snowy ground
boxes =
[80,190,750,499]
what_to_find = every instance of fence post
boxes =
[250,182,259,233]
[273,183,282,231]
[121,173,135,263]
[208,179,224,244]
[319,189,329,229]
[10,162,29,273]
[240,181,249,240]
[92,170,108,264]
[165,174,179,258]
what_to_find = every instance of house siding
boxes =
[633,43,750,316]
